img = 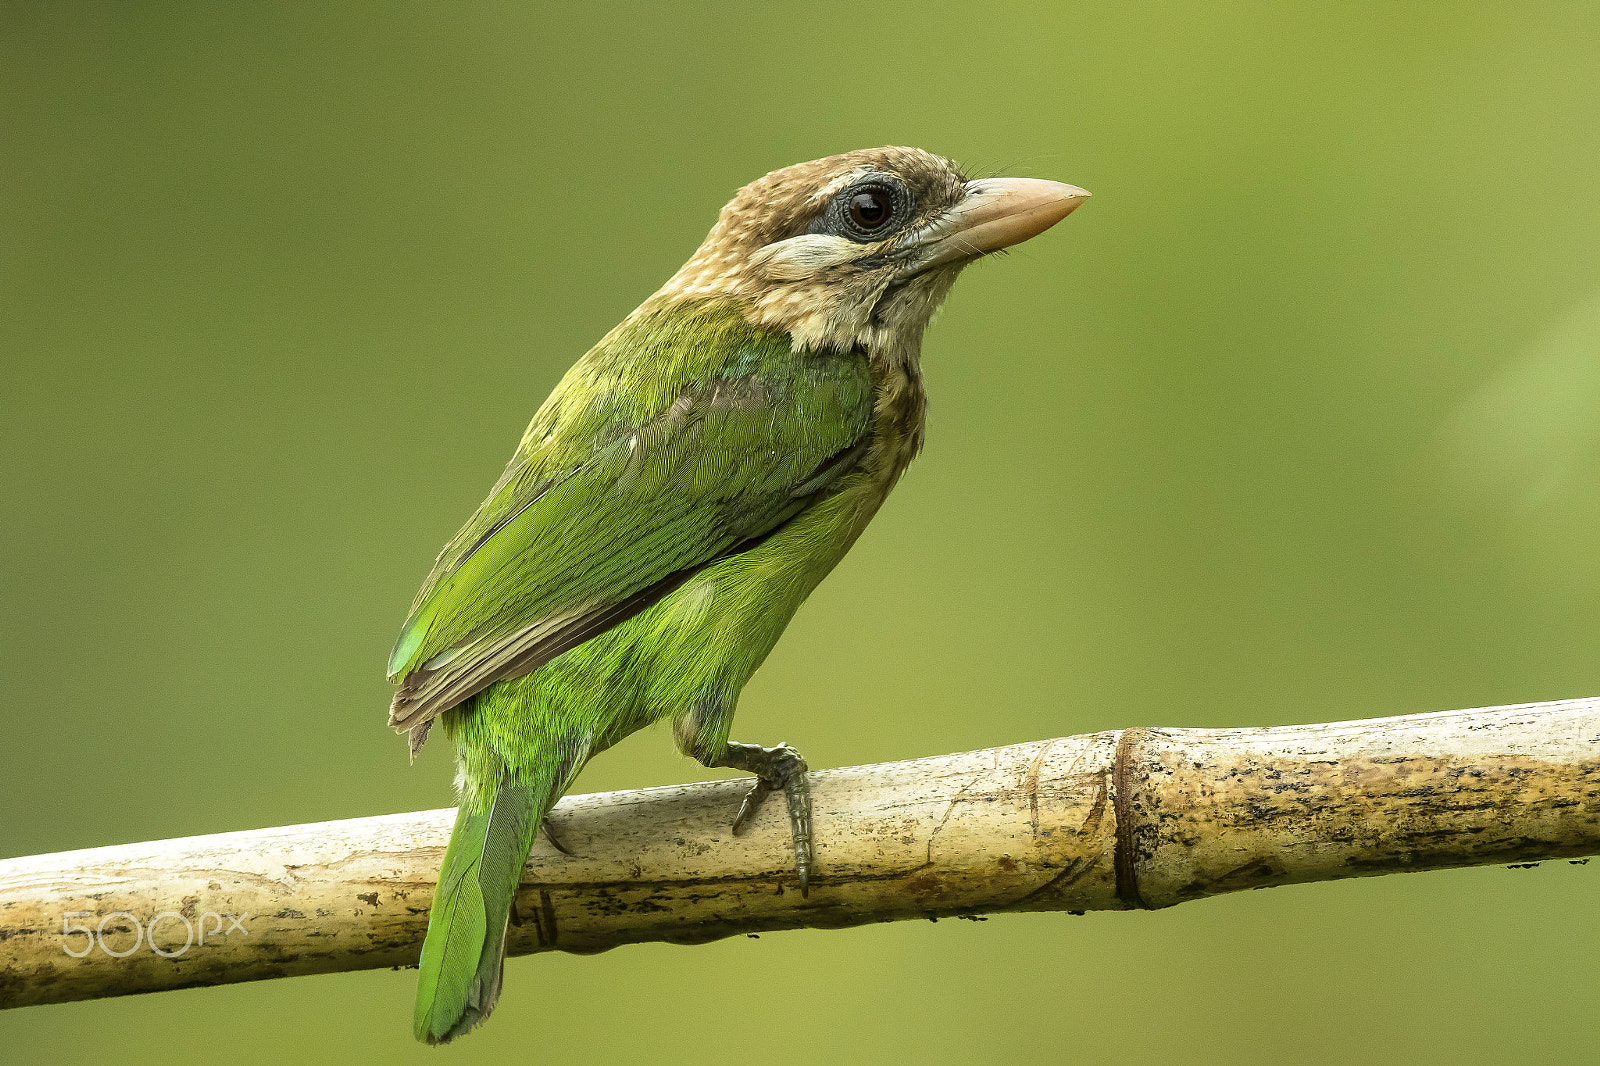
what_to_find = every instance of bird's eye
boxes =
[808,177,911,243]
[848,190,892,231]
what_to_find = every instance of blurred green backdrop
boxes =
[4,2,1599,1063]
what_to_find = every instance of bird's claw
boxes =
[719,741,812,896]
[729,780,770,836]
[540,815,574,857]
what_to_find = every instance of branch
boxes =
[3,697,1597,1009]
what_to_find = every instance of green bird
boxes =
[388,146,1088,1043]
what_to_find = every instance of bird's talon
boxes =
[541,816,575,857]
[714,741,814,892]
[730,781,771,835]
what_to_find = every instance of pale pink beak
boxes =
[918,178,1090,269]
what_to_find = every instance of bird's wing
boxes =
[387,322,874,740]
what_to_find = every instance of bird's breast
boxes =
[864,348,928,490]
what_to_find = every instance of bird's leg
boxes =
[712,741,812,896]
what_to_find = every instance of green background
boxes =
[4,2,1598,1063]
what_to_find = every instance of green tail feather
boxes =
[413,770,553,1044]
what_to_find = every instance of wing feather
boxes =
[387,309,874,739]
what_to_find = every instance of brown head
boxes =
[647,146,1089,353]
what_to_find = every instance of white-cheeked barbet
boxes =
[387,147,1089,1043]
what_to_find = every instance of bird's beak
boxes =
[913,178,1090,271]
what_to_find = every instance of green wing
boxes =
[387,305,874,739]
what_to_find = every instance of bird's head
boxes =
[647,146,1089,354]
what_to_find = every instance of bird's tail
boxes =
[413,761,566,1044]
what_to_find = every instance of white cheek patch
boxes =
[750,233,862,281]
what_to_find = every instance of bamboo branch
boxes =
[2,697,1597,1009]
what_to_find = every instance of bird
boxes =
[387,146,1088,1043]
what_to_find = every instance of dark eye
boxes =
[808,177,911,242]
[848,190,892,231]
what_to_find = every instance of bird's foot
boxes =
[540,815,574,857]
[717,741,812,896]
